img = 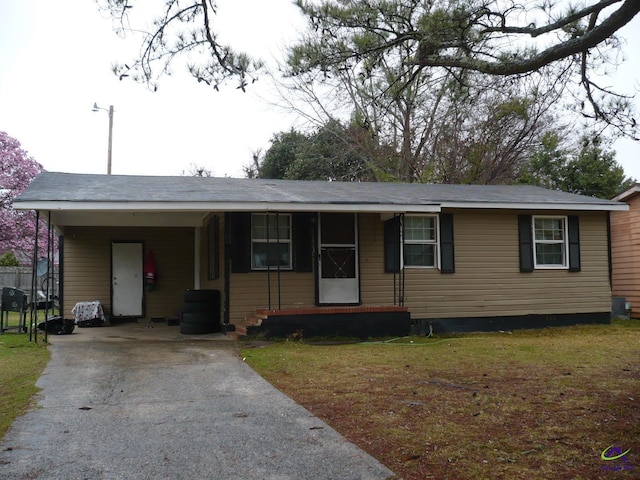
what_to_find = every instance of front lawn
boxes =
[241,320,640,480]
[0,326,49,440]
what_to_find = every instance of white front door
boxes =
[318,213,359,304]
[112,242,144,317]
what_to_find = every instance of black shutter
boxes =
[518,215,534,273]
[292,213,314,273]
[384,216,401,273]
[226,213,251,273]
[440,213,455,273]
[568,215,581,272]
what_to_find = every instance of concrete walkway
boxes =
[0,322,396,479]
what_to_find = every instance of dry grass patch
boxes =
[241,320,640,480]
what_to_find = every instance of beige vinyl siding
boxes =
[200,214,315,325]
[611,195,640,317]
[63,227,195,320]
[227,210,611,325]
[228,272,316,325]
[360,210,611,320]
[226,213,316,325]
[359,213,398,306]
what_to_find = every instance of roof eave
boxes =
[612,184,640,202]
[13,201,443,214]
[441,201,628,211]
[13,200,627,213]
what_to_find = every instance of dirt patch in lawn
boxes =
[241,320,640,480]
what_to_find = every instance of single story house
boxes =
[611,183,640,318]
[14,172,627,337]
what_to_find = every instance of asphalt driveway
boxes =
[0,322,396,479]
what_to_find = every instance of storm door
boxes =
[111,242,144,317]
[318,213,359,304]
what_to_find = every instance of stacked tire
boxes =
[180,289,221,334]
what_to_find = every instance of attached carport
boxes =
[14,175,222,324]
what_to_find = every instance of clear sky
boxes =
[0,1,639,180]
[0,0,305,177]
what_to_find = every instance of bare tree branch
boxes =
[416,0,639,75]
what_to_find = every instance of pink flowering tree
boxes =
[0,131,52,265]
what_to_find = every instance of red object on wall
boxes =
[144,250,157,287]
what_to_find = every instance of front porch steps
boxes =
[225,313,263,340]
[225,305,409,340]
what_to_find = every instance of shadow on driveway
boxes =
[0,322,396,479]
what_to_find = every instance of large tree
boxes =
[518,131,634,198]
[247,121,377,181]
[288,0,639,137]
[97,0,264,91]
[0,132,50,264]
[277,62,562,183]
[99,1,639,137]
[99,0,639,183]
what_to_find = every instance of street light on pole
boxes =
[92,103,114,175]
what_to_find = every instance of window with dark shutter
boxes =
[568,215,581,272]
[518,215,534,272]
[440,213,455,273]
[403,216,438,267]
[292,213,314,272]
[384,216,401,273]
[226,212,251,273]
[250,213,292,270]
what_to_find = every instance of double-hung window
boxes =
[533,216,567,268]
[403,216,438,268]
[251,213,292,270]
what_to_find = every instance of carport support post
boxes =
[29,211,39,342]
[43,212,52,343]
[194,227,201,290]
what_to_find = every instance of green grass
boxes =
[241,320,640,480]
[0,327,49,440]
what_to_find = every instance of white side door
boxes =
[112,242,143,317]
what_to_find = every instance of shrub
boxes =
[0,252,19,266]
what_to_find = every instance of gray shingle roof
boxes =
[15,171,624,210]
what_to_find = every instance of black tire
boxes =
[182,301,216,313]
[180,291,221,335]
[183,289,219,303]
[182,312,214,323]
[180,321,215,335]
[180,312,220,335]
